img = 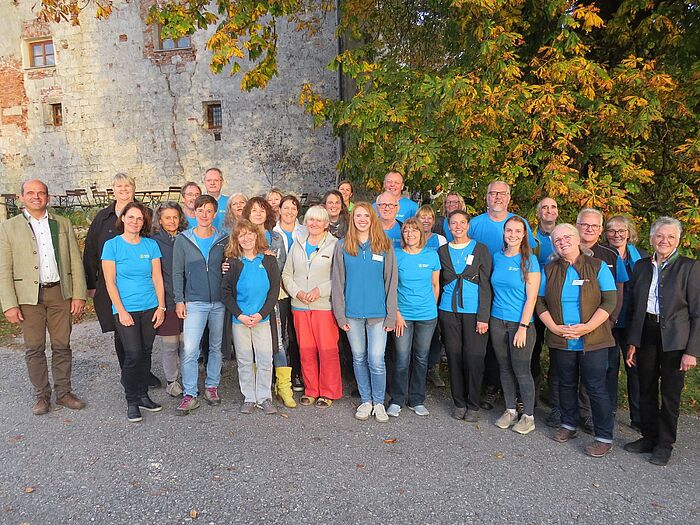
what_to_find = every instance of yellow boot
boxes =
[275,367,297,408]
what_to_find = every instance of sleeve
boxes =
[529,254,540,273]
[172,237,186,304]
[597,261,617,292]
[150,239,162,260]
[685,260,700,357]
[538,267,547,296]
[66,222,87,301]
[430,251,441,271]
[281,245,302,299]
[383,247,399,328]
[101,239,116,261]
[476,245,493,323]
[615,255,629,283]
[82,212,102,289]
[258,256,281,319]
[330,242,348,326]
[221,262,242,318]
[0,224,19,311]
[625,262,646,348]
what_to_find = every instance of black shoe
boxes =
[623,437,656,454]
[138,395,163,412]
[649,446,672,466]
[630,421,642,433]
[292,376,304,392]
[127,404,143,422]
[545,408,561,428]
[464,409,480,423]
[350,388,360,399]
[480,386,499,410]
[147,373,162,389]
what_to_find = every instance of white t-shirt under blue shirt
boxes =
[101,236,162,314]
[490,252,540,323]
[396,248,441,321]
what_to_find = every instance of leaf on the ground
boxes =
[23,487,34,493]
[592,482,600,488]
[228,431,235,437]
[356,463,365,469]
[383,438,397,444]
[651,502,663,508]
[399,488,406,495]
[13,435,23,441]
[63,419,72,424]
[494,452,505,460]
[189,509,199,518]
[278,413,289,419]
[475,424,481,430]
[212,475,222,481]
[99,364,108,369]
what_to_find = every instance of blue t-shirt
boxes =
[282,229,294,251]
[491,252,540,323]
[384,222,403,249]
[438,241,480,314]
[396,248,441,321]
[536,229,554,265]
[101,236,161,314]
[397,197,418,222]
[424,233,446,251]
[305,240,318,259]
[186,215,197,229]
[468,212,537,256]
[232,254,271,324]
[194,232,215,259]
[212,194,229,231]
[442,217,454,242]
[538,261,616,350]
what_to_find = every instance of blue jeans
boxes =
[555,348,614,442]
[181,301,225,397]
[346,318,388,404]
[390,318,437,407]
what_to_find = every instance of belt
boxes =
[40,281,60,289]
[646,312,660,323]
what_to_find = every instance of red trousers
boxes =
[292,310,342,399]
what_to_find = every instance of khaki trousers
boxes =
[20,285,73,398]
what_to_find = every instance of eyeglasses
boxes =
[487,191,510,197]
[606,229,628,236]
[553,234,574,245]
[577,222,601,230]
[376,203,397,209]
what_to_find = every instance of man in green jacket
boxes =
[0,180,88,415]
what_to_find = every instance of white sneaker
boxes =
[165,381,183,397]
[513,414,535,435]
[373,403,389,423]
[355,402,373,421]
[495,410,518,429]
[386,403,401,417]
[408,404,430,416]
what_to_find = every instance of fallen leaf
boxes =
[383,438,397,444]
[494,452,505,460]
[13,435,23,441]
[356,463,365,469]
[399,488,406,495]
[228,432,235,437]
[189,509,199,519]
[212,475,222,481]
[592,482,600,488]
[475,424,481,431]
[23,487,34,493]
[278,413,289,419]
[651,502,663,508]
[63,419,72,424]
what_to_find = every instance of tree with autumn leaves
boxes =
[38,0,700,251]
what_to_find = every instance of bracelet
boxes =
[158,306,167,311]
[519,323,529,328]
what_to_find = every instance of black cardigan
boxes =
[627,255,700,356]
[221,254,280,320]
[437,241,492,323]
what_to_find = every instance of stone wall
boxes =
[0,1,339,197]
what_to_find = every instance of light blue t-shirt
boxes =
[232,254,271,324]
[536,229,554,265]
[396,248,441,321]
[101,236,162,314]
[194,232,215,258]
[397,197,418,222]
[491,252,540,323]
[305,240,318,259]
[442,217,454,242]
[212,194,229,230]
[282,229,294,251]
[468,212,537,256]
[438,241,480,314]
[186,215,197,229]
[424,233,446,251]
[384,222,403,249]
[538,261,616,350]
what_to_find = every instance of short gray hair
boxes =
[113,172,136,189]
[576,207,603,225]
[487,180,511,193]
[304,205,329,226]
[650,216,682,240]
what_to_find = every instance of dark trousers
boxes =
[439,311,488,411]
[555,347,614,441]
[114,308,157,404]
[428,323,443,368]
[490,318,536,415]
[637,319,686,449]
[532,316,546,397]
[483,337,501,391]
[279,297,301,377]
[20,285,73,399]
[614,327,641,424]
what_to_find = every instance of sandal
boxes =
[315,397,333,408]
[300,395,316,406]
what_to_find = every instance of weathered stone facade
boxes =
[0,1,339,196]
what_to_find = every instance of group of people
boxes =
[0,170,697,468]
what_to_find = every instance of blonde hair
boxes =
[225,219,268,258]
[113,172,136,189]
[344,202,391,256]
[401,218,427,249]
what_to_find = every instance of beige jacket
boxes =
[282,233,337,311]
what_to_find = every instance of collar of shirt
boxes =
[23,209,49,223]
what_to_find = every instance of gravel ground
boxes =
[1,320,698,525]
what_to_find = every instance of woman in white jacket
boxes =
[282,206,340,407]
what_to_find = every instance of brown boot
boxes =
[56,392,86,410]
[32,397,50,415]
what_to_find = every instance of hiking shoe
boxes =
[408,404,430,416]
[204,387,221,406]
[553,427,578,443]
[373,403,389,423]
[240,401,255,414]
[127,404,142,422]
[32,397,50,416]
[259,399,277,415]
[452,407,467,420]
[515,398,525,416]
[427,366,445,387]
[584,441,613,458]
[513,414,536,435]
[649,446,672,466]
[176,395,199,416]
[165,381,183,397]
[464,409,480,423]
[291,375,304,392]
[623,437,656,454]
[480,386,499,410]
[386,403,401,417]
[138,395,162,412]
[545,408,561,428]
[56,392,86,410]
[495,410,518,429]
[355,402,373,421]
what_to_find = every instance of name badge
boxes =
[466,254,474,265]
[571,279,586,286]
[372,254,384,262]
